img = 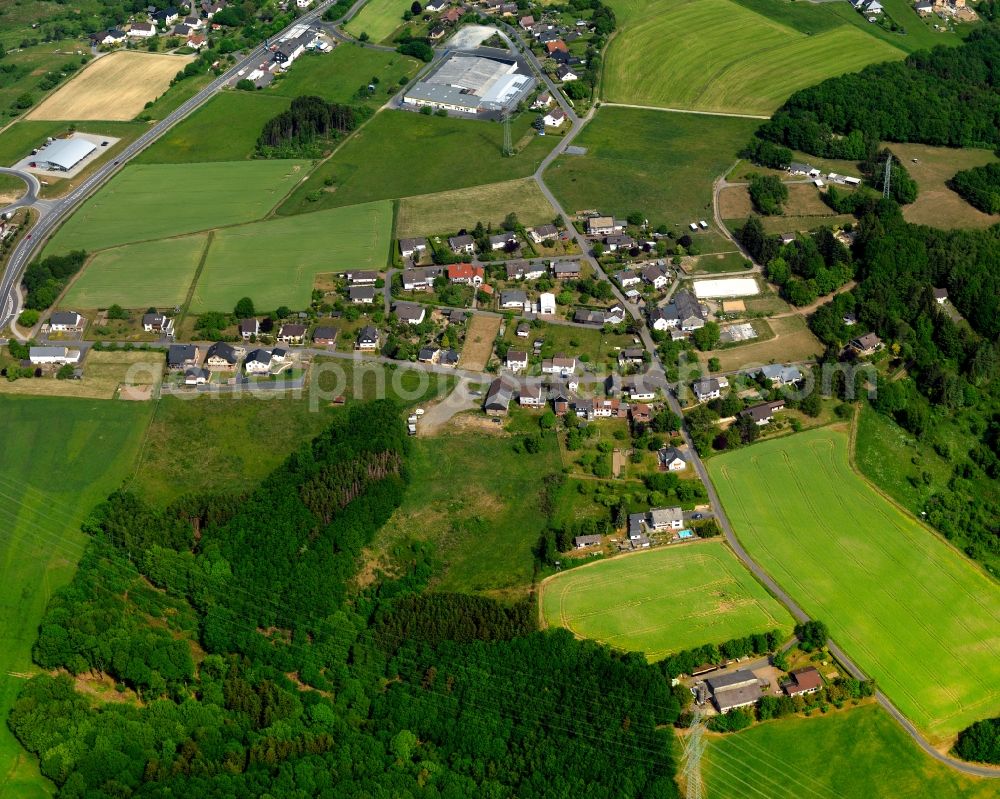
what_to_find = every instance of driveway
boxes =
[415,377,480,435]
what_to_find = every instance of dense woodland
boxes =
[22,250,87,312]
[257,95,370,158]
[950,162,1000,214]
[11,401,680,797]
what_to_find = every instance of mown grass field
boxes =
[545,107,757,238]
[697,315,822,372]
[63,234,208,309]
[190,200,392,311]
[269,46,421,106]
[541,542,793,660]
[396,178,556,236]
[279,110,559,214]
[344,0,408,43]
[603,0,904,115]
[709,427,1000,743]
[704,704,998,799]
[44,160,309,254]
[0,351,162,400]
[0,397,152,799]
[136,92,292,164]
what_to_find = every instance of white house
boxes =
[693,377,721,402]
[543,109,566,128]
[649,506,684,530]
[393,302,426,325]
[506,350,528,372]
[142,313,174,335]
[244,349,272,374]
[542,356,576,375]
[538,292,556,315]
[658,447,686,472]
[48,311,83,332]
[128,22,157,37]
[29,346,81,365]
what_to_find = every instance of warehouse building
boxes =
[34,138,97,172]
[402,53,535,114]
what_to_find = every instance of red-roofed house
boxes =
[448,263,485,286]
[545,40,568,54]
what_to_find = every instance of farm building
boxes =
[402,53,535,114]
[783,667,823,697]
[29,346,81,365]
[704,670,763,713]
[34,138,97,172]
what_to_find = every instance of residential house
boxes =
[500,289,530,311]
[590,397,622,418]
[783,668,823,697]
[448,309,466,324]
[652,290,705,331]
[519,14,535,27]
[429,24,446,40]
[418,346,440,364]
[489,231,518,251]
[349,285,377,304]
[393,301,426,325]
[128,22,157,37]
[273,31,311,68]
[277,324,307,344]
[574,309,605,326]
[618,348,645,367]
[187,33,207,48]
[48,311,84,332]
[532,91,553,110]
[347,270,378,285]
[239,318,260,340]
[642,265,669,290]
[545,40,568,55]
[933,287,948,304]
[424,0,447,10]
[152,7,179,26]
[440,348,460,367]
[740,399,786,426]
[518,382,545,407]
[167,343,200,370]
[649,506,684,530]
[552,261,582,279]
[312,326,338,346]
[551,386,570,416]
[484,376,516,415]
[448,262,485,286]
[244,349,273,375]
[542,356,576,375]
[442,6,462,22]
[603,234,634,252]
[90,29,127,45]
[528,224,558,243]
[172,23,192,36]
[399,237,428,258]
[29,346,81,365]
[604,304,626,324]
[505,260,529,280]
[615,269,640,288]
[356,326,380,350]
[184,367,209,386]
[556,64,579,82]
[623,379,655,401]
[272,347,289,363]
[543,109,567,127]
[850,332,882,357]
[206,342,240,370]
[516,321,530,337]
[449,234,475,255]
[586,216,624,236]
[142,313,174,335]
[538,292,556,315]
[402,266,441,291]
[182,15,203,28]
[506,350,528,371]
[693,377,721,402]
[658,447,686,472]
[573,534,602,548]
[758,364,803,387]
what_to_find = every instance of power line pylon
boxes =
[682,706,706,799]
[502,109,513,157]
[883,153,892,199]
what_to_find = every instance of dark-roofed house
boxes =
[618,347,645,367]
[206,342,239,370]
[652,290,705,332]
[277,324,307,344]
[356,326,380,350]
[347,270,379,285]
[484,377,516,415]
[705,669,763,713]
[519,382,545,407]
[448,309,466,325]
[506,350,528,371]
[784,667,823,697]
[403,266,441,292]
[542,356,576,375]
[449,234,476,255]
[740,399,785,426]
[350,286,376,304]
[489,231,518,251]
[529,224,558,243]
[167,343,200,370]
[642,265,669,289]
[851,332,882,356]
[393,301,426,325]
[49,311,84,331]
[312,326,338,346]
[184,366,209,386]
[605,234,635,252]
[933,287,948,304]
[693,377,721,402]
[574,309,605,326]
[440,348,460,367]
[418,346,440,364]
[574,534,602,549]
[552,261,582,279]
[399,237,428,258]
[758,364,803,387]
[658,447,686,471]
[240,318,259,340]
[500,289,530,311]
[142,313,174,335]
[516,321,530,337]
[615,269,640,288]
[244,348,273,374]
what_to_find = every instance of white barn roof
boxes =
[38,138,96,170]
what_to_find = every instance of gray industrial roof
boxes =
[37,138,96,170]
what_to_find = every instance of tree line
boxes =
[257,95,371,158]
[21,250,87,312]
[949,162,1000,214]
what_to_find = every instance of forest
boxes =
[950,162,1000,214]
[21,250,88,312]
[754,26,1000,158]
[11,401,680,797]
[256,95,371,158]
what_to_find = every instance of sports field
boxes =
[189,200,392,311]
[603,0,903,115]
[541,542,793,660]
[137,92,292,164]
[0,397,151,798]
[27,51,194,121]
[269,46,421,106]
[704,704,997,799]
[545,107,756,237]
[64,234,207,308]
[396,178,556,236]
[279,109,559,214]
[44,160,309,254]
[344,0,407,43]
[709,427,1000,743]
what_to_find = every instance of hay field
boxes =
[709,428,1000,743]
[27,51,193,121]
[344,0,407,42]
[459,314,501,371]
[603,0,903,115]
[0,351,163,400]
[541,542,793,660]
[700,315,822,371]
[397,178,556,237]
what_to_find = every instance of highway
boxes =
[0,0,338,334]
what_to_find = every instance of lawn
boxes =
[269,46,421,106]
[603,0,905,115]
[704,704,998,799]
[396,178,557,237]
[504,320,637,371]
[189,200,392,312]
[278,109,559,214]
[545,107,758,238]
[373,425,563,596]
[0,397,152,799]
[136,92,292,164]
[344,0,409,43]
[541,541,793,660]
[44,160,310,255]
[63,234,208,309]
[686,252,750,275]
[708,427,1000,743]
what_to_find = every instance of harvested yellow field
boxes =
[459,314,501,371]
[28,51,193,121]
[0,351,162,400]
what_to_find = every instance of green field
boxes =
[603,0,905,115]
[704,704,998,799]
[279,110,559,214]
[44,160,309,255]
[0,397,152,798]
[190,200,392,311]
[344,0,408,43]
[709,427,1000,743]
[63,234,208,309]
[541,542,793,660]
[136,92,292,164]
[545,107,757,236]
[269,46,421,105]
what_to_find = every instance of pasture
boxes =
[44,160,309,255]
[603,0,904,115]
[720,183,839,220]
[0,397,151,798]
[396,178,556,237]
[344,0,408,43]
[541,542,793,660]
[704,704,997,799]
[189,200,392,312]
[708,427,1000,743]
[64,234,207,308]
[279,110,558,214]
[269,46,421,106]
[545,107,757,240]
[27,51,193,121]
[137,92,292,163]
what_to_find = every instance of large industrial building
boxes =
[402,53,535,115]
[33,137,97,172]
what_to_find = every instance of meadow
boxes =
[698,315,822,372]
[189,200,392,312]
[136,92,292,164]
[44,160,309,255]
[396,178,556,237]
[344,0,408,43]
[0,351,162,400]
[278,110,559,214]
[704,704,998,799]
[63,234,208,309]
[269,46,421,106]
[545,107,757,238]
[0,397,152,798]
[708,427,1000,743]
[603,0,904,115]
[541,542,793,660]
